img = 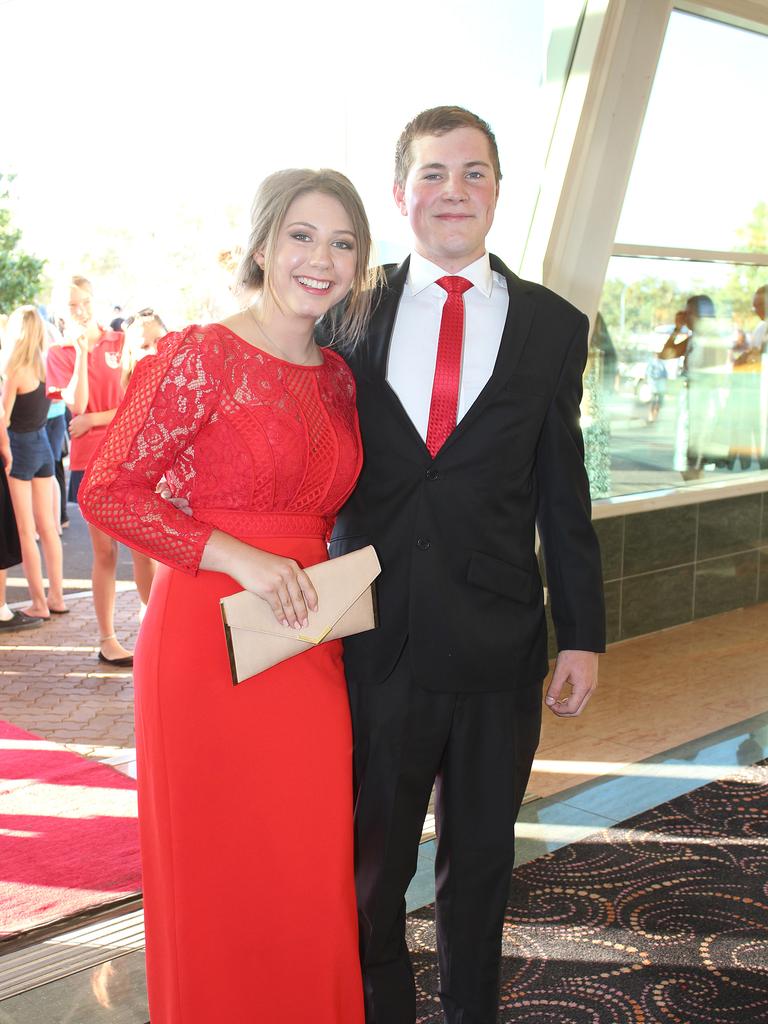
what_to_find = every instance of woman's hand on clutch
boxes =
[200,530,318,629]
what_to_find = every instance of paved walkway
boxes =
[0,588,139,763]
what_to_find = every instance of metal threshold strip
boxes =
[0,901,145,1002]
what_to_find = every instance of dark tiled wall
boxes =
[591,492,768,645]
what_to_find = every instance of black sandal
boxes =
[98,634,134,667]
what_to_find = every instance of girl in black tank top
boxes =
[2,305,68,618]
[9,380,50,432]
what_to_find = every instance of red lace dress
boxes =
[79,323,364,1024]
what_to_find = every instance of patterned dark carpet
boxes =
[408,761,768,1023]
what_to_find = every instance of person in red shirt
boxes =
[46,276,154,665]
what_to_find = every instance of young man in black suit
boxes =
[331,106,605,1024]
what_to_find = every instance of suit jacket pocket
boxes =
[467,550,538,602]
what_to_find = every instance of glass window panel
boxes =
[616,11,768,252]
[584,256,768,498]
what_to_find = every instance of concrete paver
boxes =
[0,588,140,759]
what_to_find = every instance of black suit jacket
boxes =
[330,254,605,693]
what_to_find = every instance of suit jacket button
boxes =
[425,468,439,481]
[416,537,431,550]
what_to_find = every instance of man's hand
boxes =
[545,650,598,717]
[156,480,193,516]
[69,413,94,438]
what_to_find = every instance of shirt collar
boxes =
[407,251,494,298]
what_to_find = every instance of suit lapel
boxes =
[362,258,409,379]
[361,258,432,452]
[438,254,536,454]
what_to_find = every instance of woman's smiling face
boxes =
[259,191,358,322]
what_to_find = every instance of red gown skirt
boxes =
[134,527,364,1024]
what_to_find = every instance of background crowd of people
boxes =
[0,282,163,661]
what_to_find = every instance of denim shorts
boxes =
[8,427,55,481]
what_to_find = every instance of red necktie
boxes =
[425,276,473,458]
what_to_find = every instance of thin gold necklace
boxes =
[246,305,318,366]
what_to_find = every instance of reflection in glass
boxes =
[586,258,768,497]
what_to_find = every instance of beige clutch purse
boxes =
[219,545,381,685]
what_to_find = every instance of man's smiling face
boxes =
[393,126,499,274]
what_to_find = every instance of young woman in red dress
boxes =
[79,169,376,1023]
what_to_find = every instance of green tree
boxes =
[599,202,768,345]
[599,276,687,354]
[721,201,768,325]
[737,201,768,253]
[0,174,46,314]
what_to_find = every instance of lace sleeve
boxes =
[79,326,223,574]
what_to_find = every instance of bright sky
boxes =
[1,0,584,323]
[1,2,765,323]
[617,10,768,251]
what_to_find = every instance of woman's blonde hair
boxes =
[3,306,47,382]
[234,169,379,348]
[70,275,93,295]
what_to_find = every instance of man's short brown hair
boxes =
[394,106,502,187]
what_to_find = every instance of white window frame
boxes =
[612,245,768,267]
[524,0,768,514]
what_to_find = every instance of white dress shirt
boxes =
[386,252,510,442]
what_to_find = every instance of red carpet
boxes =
[0,720,141,938]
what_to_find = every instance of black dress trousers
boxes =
[348,643,543,1024]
